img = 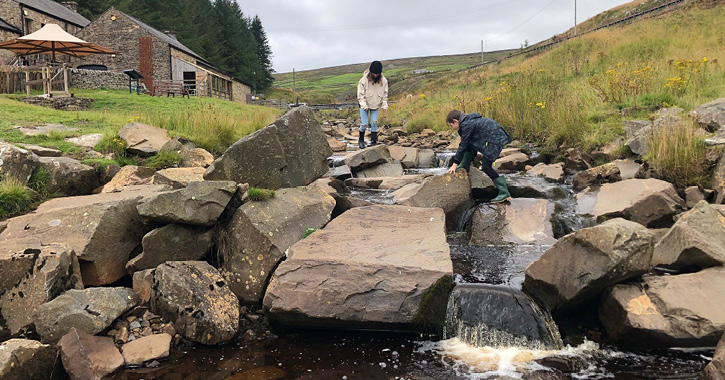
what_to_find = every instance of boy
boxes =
[445,109,513,203]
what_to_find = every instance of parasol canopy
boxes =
[0,23,114,59]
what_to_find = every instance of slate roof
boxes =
[122,11,203,62]
[0,17,21,34]
[13,0,90,28]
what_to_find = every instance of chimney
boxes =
[61,1,77,12]
[164,31,177,40]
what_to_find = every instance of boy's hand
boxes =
[446,163,458,174]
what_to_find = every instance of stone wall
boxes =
[69,68,127,90]
[232,80,251,104]
[0,0,82,35]
[0,29,18,63]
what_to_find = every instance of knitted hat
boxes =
[370,60,383,74]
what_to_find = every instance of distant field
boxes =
[268,51,515,104]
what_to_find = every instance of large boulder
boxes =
[393,171,473,231]
[118,122,171,156]
[576,178,684,227]
[152,167,206,189]
[524,218,655,313]
[0,185,168,285]
[354,160,404,178]
[469,199,557,246]
[0,243,82,336]
[600,266,725,347]
[496,152,530,172]
[507,175,565,200]
[0,141,39,185]
[625,120,653,156]
[344,145,391,172]
[652,201,725,269]
[151,261,239,345]
[703,334,725,380]
[58,328,124,380]
[695,98,725,132]
[34,287,138,343]
[38,157,100,196]
[572,163,621,191]
[100,165,155,193]
[126,224,214,272]
[0,339,63,380]
[626,116,683,156]
[527,163,564,183]
[264,205,453,331]
[345,175,426,190]
[204,106,331,189]
[469,167,496,200]
[136,180,237,226]
[387,146,418,168]
[221,186,335,304]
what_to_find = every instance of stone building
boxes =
[0,0,89,62]
[75,7,251,103]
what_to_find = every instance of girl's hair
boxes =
[367,71,382,84]
[446,109,463,124]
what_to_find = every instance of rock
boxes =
[0,185,167,285]
[628,116,683,156]
[524,218,654,313]
[714,152,725,204]
[100,166,156,193]
[126,224,214,272]
[120,333,171,366]
[344,145,392,172]
[13,123,78,136]
[684,186,705,208]
[417,149,436,168]
[118,123,171,156]
[469,199,557,246]
[572,163,621,191]
[393,171,473,232]
[180,148,214,168]
[354,161,404,178]
[327,137,347,152]
[705,128,725,146]
[325,165,353,181]
[499,148,522,157]
[612,159,641,180]
[563,148,591,172]
[38,157,100,196]
[652,201,725,269]
[495,152,529,172]
[0,141,39,185]
[507,175,565,200]
[152,167,206,188]
[695,98,725,132]
[132,269,155,305]
[34,287,138,343]
[137,180,237,226]
[387,146,418,168]
[657,107,684,117]
[600,266,725,347]
[58,328,124,380]
[0,339,63,380]
[204,106,331,189]
[577,178,684,228]
[345,175,426,190]
[17,143,62,157]
[702,333,725,380]
[221,186,335,304]
[264,205,453,331]
[65,133,103,149]
[469,167,496,200]
[151,261,239,345]
[0,244,82,336]
[527,163,564,183]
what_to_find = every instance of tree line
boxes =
[74,0,274,91]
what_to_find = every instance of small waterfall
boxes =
[444,284,563,351]
[436,152,455,168]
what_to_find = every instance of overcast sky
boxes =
[237,0,633,73]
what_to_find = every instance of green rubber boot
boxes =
[491,176,512,203]
[358,130,366,149]
[457,151,475,172]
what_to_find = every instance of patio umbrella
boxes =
[0,23,114,61]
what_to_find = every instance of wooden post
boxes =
[63,64,69,96]
[25,70,30,96]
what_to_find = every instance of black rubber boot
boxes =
[370,131,378,146]
[358,130,366,149]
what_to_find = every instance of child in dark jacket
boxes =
[445,109,513,203]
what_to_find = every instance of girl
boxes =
[357,60,388,148]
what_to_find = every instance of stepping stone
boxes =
[65,133,104,149]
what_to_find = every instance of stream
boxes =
[112,153,713,380]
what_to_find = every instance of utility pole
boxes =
[292,68,297,105]
[574,0,578,36]
[481,40,484,64]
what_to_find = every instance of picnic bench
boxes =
[153,79,189,98]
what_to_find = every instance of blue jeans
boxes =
[359,108,379,133]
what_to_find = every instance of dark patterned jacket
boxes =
[453,113,512,164]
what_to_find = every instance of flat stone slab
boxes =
[470,198,557,246]
[17,144,62,157]
[13,124,78,136]
[65,133,103,149]
[264,205,453,331]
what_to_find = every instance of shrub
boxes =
[144,151,183,170]
[248,187,276,202]
[0,179,35,219]
[644,118,707,188]
[28,167,51,197]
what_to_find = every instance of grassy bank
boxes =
[0,89,281,155]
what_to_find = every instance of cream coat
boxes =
[357,69,389,110]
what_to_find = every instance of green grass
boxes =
[248,187,276,202]
[143,151,184,170]
[0,89,281,157]
[0,179,35,219]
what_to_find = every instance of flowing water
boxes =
[114,153,713,379]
